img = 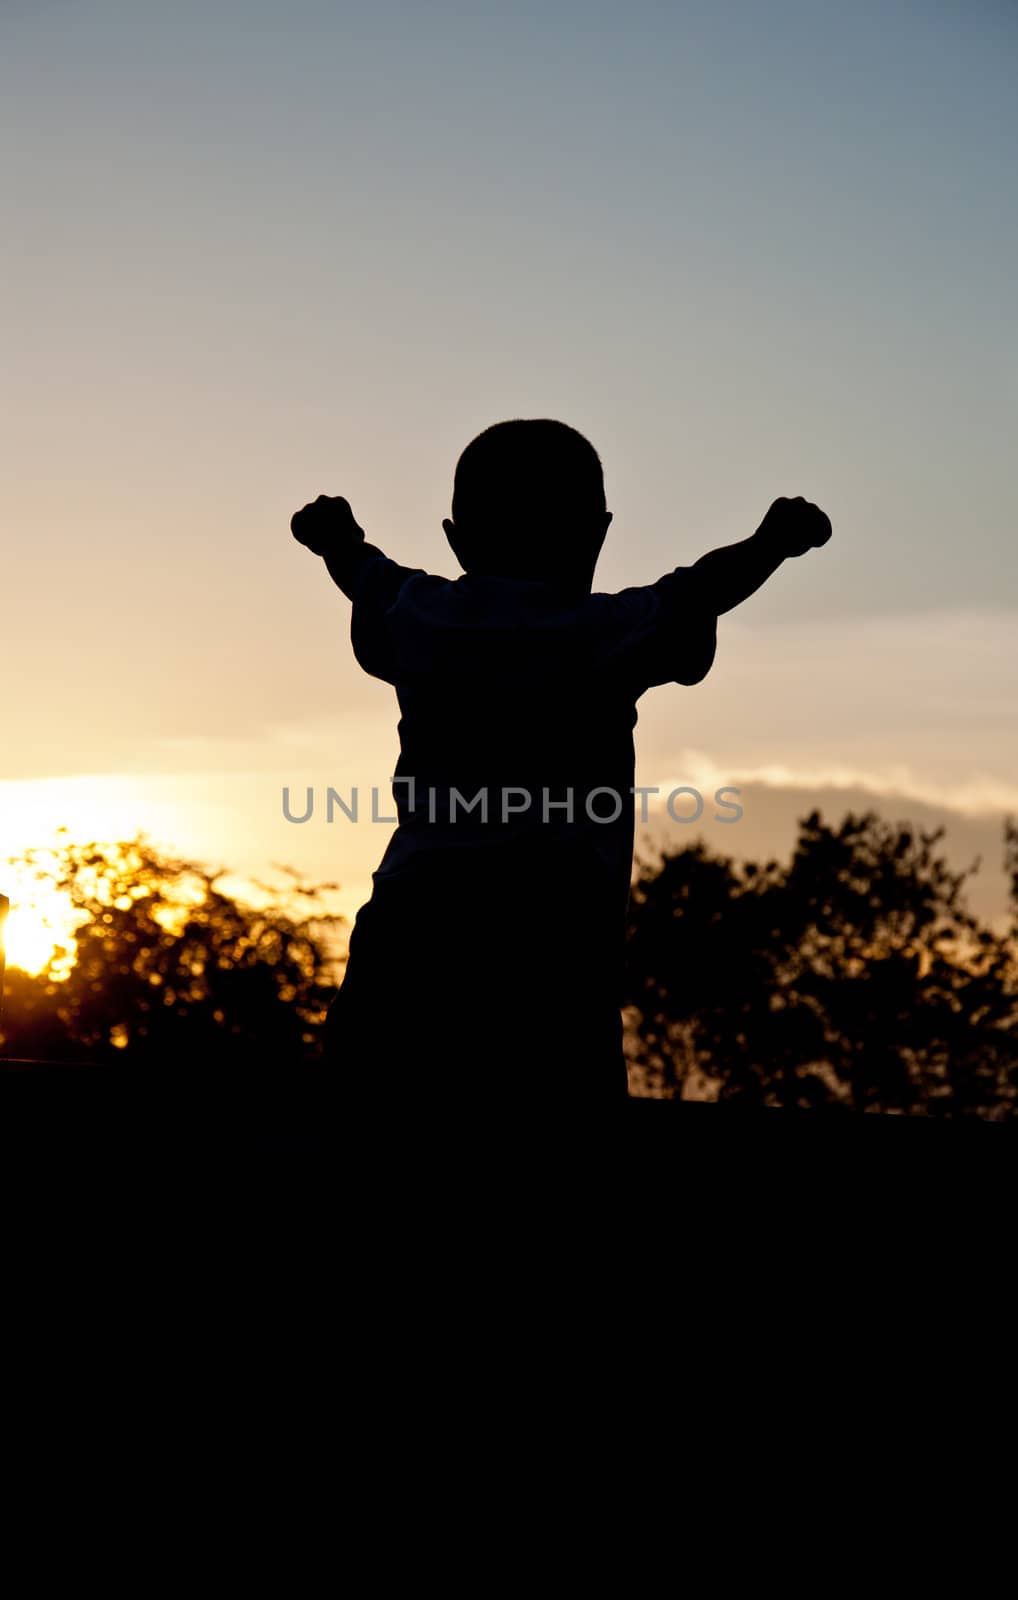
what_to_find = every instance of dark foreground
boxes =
[3,1058,1015,1212]
[4,1061,1014,1375]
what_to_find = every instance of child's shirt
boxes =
[346,546,718,928]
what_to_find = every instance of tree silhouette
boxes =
[4,815,1017,1114]
[1006,817,1018,939]
[1,836,343,1067]
[625,811,1018,1116]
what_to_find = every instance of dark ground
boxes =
[3,1060,1012,1389]
[3,1058,1014,1221]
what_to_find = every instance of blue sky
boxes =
[2,0,1016,928]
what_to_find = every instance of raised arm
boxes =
[691,496,832,615]
[290,494,390,600]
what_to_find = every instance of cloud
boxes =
[648,749,1018,819]
[637,607,1018,804]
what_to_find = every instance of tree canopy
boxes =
[0,836,342,1067]
[625,811,1018,1115]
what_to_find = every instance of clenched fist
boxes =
[290,494,366,558]
[757,497,832,559]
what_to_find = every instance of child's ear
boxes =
[443,517,470,572]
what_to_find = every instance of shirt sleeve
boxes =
[598,565,718,694]
[348,548,427,684]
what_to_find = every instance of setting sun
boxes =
[0,875,78,980]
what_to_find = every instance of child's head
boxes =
[442,419,612,586]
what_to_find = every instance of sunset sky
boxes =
[3,0,1016,967]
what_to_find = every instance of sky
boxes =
[2,0,1016,959]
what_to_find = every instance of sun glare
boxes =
[1,875,79,980]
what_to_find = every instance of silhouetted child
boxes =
[291,419,831,1107]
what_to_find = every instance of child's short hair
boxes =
[450,418,606,577]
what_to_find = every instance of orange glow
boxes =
[0,870,78,980]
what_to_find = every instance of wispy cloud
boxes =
[650,749,1018,819]
[638,608,1018,808]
